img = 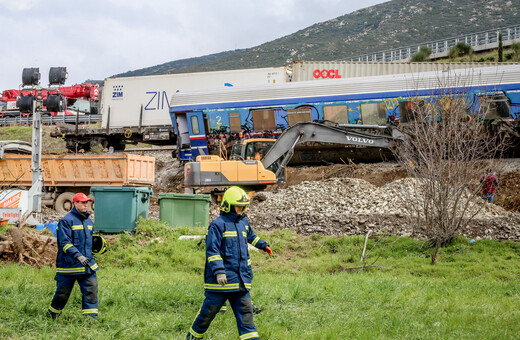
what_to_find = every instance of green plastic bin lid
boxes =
[91,186,153,194]
[158,193,211,201]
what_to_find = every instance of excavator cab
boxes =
[229,138,276,161]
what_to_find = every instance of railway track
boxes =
[0,114,102,126]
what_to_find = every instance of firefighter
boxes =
[187,186,272,340]
[48,192,99,319]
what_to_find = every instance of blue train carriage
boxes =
[169,64,520,162]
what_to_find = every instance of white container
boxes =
[101,67,289,129]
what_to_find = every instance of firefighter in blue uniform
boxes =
[48,192,99,319]
[187,186,272,340]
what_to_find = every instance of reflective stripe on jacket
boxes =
[204,211,268,292]
[56,207,98,275]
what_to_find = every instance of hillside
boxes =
[114,0,520,77]
[113,50,240,77]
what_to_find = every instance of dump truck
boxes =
[0,152,155,214]
[184,122,404,196]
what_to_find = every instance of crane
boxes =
[0,83,99,117]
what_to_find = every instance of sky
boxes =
[0,0,388,91]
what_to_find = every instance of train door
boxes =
[173,113,192,160]
[186,111,209,160]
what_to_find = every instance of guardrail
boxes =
[344,24,520,62]
[0,114,102,126]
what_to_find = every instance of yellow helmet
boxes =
[221,186,250,213]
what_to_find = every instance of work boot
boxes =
[186,333,200,340]
[47,310,59,320]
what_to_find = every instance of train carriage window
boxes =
[229,112,241,132]
[324,105,349,124]
[252,109,276,131]
[479,94,510,119]
[360,103,387,125]
[438,97,468,121]
[399,101,425,123]
[287,107,312,126]
[190,115,200,134]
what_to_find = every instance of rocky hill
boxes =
[114,0,520,77]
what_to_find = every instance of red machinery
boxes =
[0,83,99,117]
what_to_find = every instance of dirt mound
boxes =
[245,160,520,240]
[268,162,409,191]
[0,227,56,268]
[495,170,520,212]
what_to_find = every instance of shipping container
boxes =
[101,67,289,129]
[291,61,520,81]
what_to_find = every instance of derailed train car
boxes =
[169,64,520,164]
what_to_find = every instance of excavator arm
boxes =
[261,122,405,180]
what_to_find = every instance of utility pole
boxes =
[28,84,43,223]
[18,67,67,224]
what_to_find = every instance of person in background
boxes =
[48,192,99,319]
[187,186,272,340]
[481,168,499,203]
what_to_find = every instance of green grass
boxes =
[0,125,68,153]
[437,46,520,63]
[1,220,519,339]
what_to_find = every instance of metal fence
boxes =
[344,24,520,62]
[0,114,102,126]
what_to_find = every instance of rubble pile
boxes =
[247,177,520,240]
[0,227,57,267]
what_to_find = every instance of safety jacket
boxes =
[55,207,99,275]
[204,211,268,292]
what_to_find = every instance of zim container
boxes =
[158,193,211,227]
[90,186,153,233]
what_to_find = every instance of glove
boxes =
[77,255,89,266]
[264,246,272,256]
[216,273,227,286]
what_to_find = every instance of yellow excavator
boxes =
[184,122,405,194]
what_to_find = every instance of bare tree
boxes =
[391,70,509,264]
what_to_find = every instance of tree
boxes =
[498,33,503,62]
[391,71,507,264]
[411,46,432,62]
[511,41,520,62]
[448,42,474,60]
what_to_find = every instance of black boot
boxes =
[47,310,59,320]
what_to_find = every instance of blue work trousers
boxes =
[49,273,98,316]
[188,290,258,339]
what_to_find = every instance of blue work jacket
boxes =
[55,207,99,275]
[204,211,268,292]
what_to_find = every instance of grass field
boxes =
[1,220,520,339]
[0,125,68,154]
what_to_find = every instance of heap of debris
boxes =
[0,227,56,268]
[246,178,520,241]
